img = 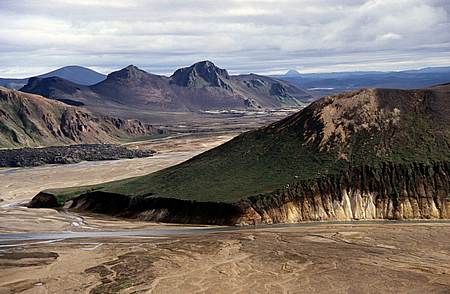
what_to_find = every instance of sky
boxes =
[0,0,449,77]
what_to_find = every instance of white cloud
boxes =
[0,0,448,77]
[377,33,403,42]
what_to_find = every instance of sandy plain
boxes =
[1,223,450,293]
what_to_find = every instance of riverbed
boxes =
[1,222,449,293]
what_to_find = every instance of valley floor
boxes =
[1,223,449,293]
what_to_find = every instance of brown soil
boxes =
[1,223,449,293]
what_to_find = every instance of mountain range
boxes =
[19,61,312,115]
[276,66,450,96]
[33,83,450,224]
[3,64,449,102]
[0,66,106,89]
[0,87,160,148]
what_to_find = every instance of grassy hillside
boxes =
[47,86,450,204]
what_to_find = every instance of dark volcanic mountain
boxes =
[0,66,106,89]
[90,65,176,108]
[34,83,450,225]
[0,87,159,148]
[21,76,96,106]
[170,60,231,88]
[20,61,312,112]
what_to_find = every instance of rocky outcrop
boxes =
[238,162,450,225]
[28,192,59,208]
[0,144,154,167]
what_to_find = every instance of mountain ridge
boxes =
[20,61,312,113]
[0,87,160,148]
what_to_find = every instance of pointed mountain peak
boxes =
[124,64,140,70]
[107,65,148,80]
[194,60,216,68]
[170,60,230,88]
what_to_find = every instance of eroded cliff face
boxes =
[31,161,450,226]
[237,162,450,225]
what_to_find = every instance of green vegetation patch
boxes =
[47,128,346,203]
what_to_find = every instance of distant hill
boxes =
[284,69,301,77]
[37,65,106,85]
[275,66,450,97]
[0,87,159,148]
[0,66,106,89]
[36,83,450,224]
[20,61,312,113]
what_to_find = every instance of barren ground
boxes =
[1,223,449,293]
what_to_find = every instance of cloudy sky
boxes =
[0,0,449,77]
